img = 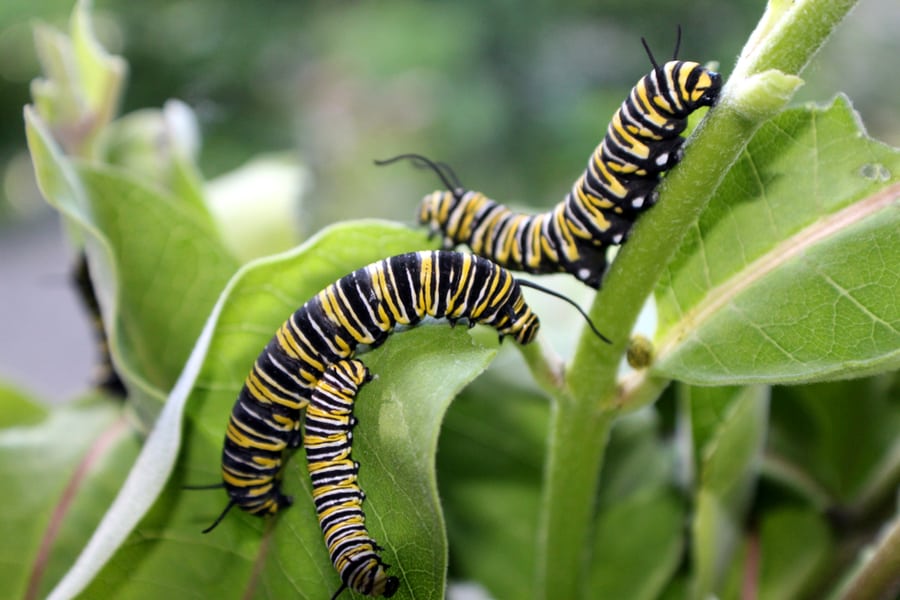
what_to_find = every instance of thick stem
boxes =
[532,2,860,597]
[533,393,615,600]
[834,515,900,600]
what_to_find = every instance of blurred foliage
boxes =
[2,0,898,224]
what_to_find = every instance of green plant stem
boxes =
[533,391,615,599]
[531,1,859,597]
[735,0,861,79]
[833,514,900,600]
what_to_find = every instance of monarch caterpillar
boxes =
[73,254,125,395]
[379,35,721,288]
[194,250,606,533]
[305,359,399,599]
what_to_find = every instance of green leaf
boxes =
[768,373,900,505]
[30,0,126,158]
[437,377,548,599]
[588,410,685,600]
[689,385,769,599]
[595,409,677,509]
[101,100,208,216]
[655,96,900,385]
[756,509,831,600]
[0,396,140,600]
[205,154,309,263]
[51,223,501,599]
[25,108,239,416]
[589,488,684,600]
[0,383,48,428]
[718,508,832,600]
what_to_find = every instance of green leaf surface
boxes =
[25,108,239,416]
[53,222,499,599]
[756,508,831,600]
[595,408,676,510]
[655,97,900,385]
[101,101,209,217]
[690,385,770,599]
[0,397,139,600]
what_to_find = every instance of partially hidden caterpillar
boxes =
[305,359,399,599]
[379,35,722,289]
[73,254,126,395]
[194,251,606,532]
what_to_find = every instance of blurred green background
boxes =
[1,0,898,402]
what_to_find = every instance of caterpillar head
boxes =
[667,60,722,110]
[500,294,540,345]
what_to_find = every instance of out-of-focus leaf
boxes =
[768,372,900,505]
[51,223,500,599]
[690,385,769,599]
[0,396,140,600]
[595,408,675,509]
[0,383,48,428]
[30,0,125,158]
[718,508,832,600]
[26,108,238,418]
[437,376,547,599]
[589,488,684,600]
[439,381,686,600]
[588,408,685,600]
[205,154,308,262]
[655,97,900,385]
[102,100,208,214]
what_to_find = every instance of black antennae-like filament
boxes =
[374,153,463,191]
[517,280,612,344]
[641,25,682,71]
[672,25,682,60]
[183,482,233,533]
[640,37,660,72]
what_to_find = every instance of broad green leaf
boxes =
[26,108,238,417]
[655,97,900,385]
[53,222,501,599]
[0,396,140,600]
[690,385,770,599]
[767,372,900,505]
[756,508,831,600]
[101,100,208,216]
[684,385,741,470]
